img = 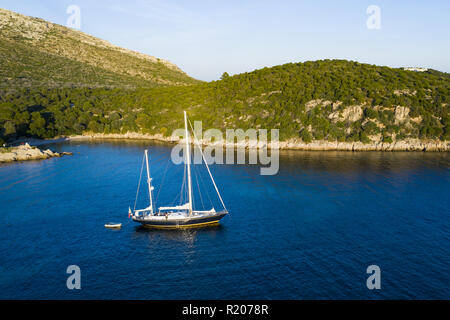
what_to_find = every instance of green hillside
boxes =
[1,60,449,144]
[0,8,199,93]
[0,9,449,146]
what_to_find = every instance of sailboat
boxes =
[129,111,228,229]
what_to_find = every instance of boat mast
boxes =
[145,149,154,215]
[188,119,228,213]
[184,111,193,216]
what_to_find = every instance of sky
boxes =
[1,0,449,81]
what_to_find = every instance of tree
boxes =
[300,129,312,143]
[3,121,16,139]
[363,120,379,135]
[28,112,47,138]
[365,107,378,119]
[87,120,104,133]
[220,72,230,80]
[360,132,371,144]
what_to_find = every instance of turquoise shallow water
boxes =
[0,140,449,299]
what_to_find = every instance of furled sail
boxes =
[158,203,190,211]
[193,208,216,214]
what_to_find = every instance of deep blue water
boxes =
[0,140,448,299]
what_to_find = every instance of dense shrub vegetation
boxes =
[1,9,448,146]
[1,59,449,145]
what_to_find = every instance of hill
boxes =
[125,60,449,144]
[0,8,199,93]
[0,9,448,148]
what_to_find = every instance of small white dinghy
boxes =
[104,222,122,229]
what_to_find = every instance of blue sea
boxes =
[0,140,448,299]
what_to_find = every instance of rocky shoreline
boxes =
[67,133,449,152]
[0,143,72,163]
[9,133,449,153]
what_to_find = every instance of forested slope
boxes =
[0,9,448,146]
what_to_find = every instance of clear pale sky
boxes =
[1,0,449,81]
